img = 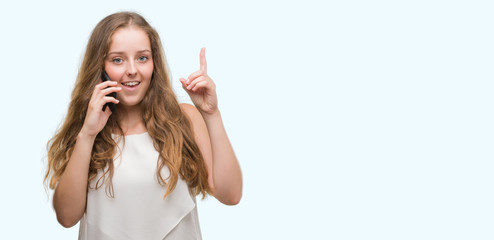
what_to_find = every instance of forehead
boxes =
[108,26,151,52]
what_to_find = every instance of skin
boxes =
[179,49,242,205]
[104,26,153,134]
[53,26,242,228]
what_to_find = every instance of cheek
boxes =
[104,65,125,81]
[144,64,154,80]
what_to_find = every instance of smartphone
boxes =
[101,70,117,112]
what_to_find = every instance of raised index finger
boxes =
[200,47,207,72]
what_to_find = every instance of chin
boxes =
[118,99,143,108]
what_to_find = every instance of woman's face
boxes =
[104,26,153,108]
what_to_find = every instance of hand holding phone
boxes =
[101,70,117,112]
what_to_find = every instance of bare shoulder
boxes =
[179,104,211,147]
[180,103,203,123]
[180,103,197,113]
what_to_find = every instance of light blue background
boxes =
[0,0,493,239]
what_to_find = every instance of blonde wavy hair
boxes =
[44,12,211,199]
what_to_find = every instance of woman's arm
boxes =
[53,80,121,227]
[181,104,242,205]
[53,132,95,227]
[180,48,242,205]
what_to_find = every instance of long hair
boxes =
[44,12,211,199]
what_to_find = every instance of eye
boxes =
[112,58,123,64]
[138,56,149,62]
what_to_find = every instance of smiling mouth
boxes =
[122,81,140,87]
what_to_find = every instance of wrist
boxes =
[199,108,221,121]
[78,128,97,142]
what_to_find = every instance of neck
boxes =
[116,105,147,135]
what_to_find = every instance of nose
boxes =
[126,61,137,77]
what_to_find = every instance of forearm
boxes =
[201,110,242,205]
[53,131,95,227]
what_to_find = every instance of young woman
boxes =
[44,11,242,239]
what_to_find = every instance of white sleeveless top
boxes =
[78,132,202,240]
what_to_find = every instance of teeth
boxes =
[123,82,139,86]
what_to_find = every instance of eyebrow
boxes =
[107,49,152,55]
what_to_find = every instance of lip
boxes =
[121,81,141,92]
